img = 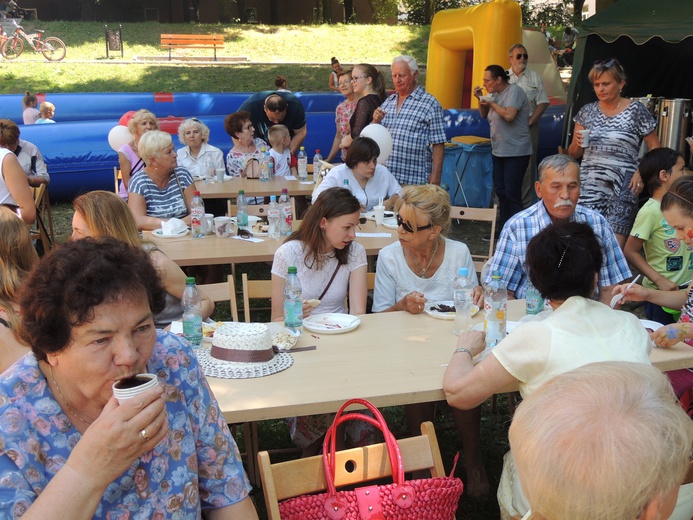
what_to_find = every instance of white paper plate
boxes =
[424,301,480,320]
[363,210,395,221]
[231,215,261,226]
[640,319,664,332]
[303,313,361,334]
[152,228,189,238]
[381,217,398,230]
[480,95,494,102]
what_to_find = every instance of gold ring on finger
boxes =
[141,429,150,440]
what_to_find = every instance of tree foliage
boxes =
[397,0,574,26]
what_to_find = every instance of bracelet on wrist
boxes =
[454,347,474,359]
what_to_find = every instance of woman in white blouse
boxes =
[176,118,224,180]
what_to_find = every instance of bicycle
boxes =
[1,19,66,61]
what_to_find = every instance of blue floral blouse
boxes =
[0,330,251,518]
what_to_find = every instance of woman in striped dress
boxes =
[568,58,659,248]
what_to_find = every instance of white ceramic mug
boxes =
[373,205,386,226]
[204,213,214,235]
[579,129,590,147]
[214,216,232,238]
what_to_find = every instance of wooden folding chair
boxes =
[239,273,272,323]
[227,197,296,220]
[258,421,446,519]
[197,275,239,323]
[30,184,53,253]
[449,204,498,274]
[114,167,122,194]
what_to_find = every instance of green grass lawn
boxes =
[0,22,430,93]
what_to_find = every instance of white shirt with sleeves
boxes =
[372,238,478,312]
[271,240,367,314]
[312,163,402,211]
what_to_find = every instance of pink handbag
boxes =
[278,398,463,520]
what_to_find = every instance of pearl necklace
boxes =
[50,364,93,426]
[411,240,440,278]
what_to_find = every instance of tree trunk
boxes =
[344,0,354,22]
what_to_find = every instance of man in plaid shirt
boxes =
[373,55,446,186]
[485,154,630,304]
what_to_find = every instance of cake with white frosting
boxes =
[212,322,271,352]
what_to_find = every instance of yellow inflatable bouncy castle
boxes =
[426,0,522,109]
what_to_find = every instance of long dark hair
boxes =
[354,63,387,102]
[287,187,361,269]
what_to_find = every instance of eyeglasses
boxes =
[242,124,254,131]
[358,217,367,224]
[337,81,351,87]
[514,53,529,60]
[593,59,618,70]
[237,228,253,239]
[350,75,367,82]
[265,106,284,113]
[396,214,433,233]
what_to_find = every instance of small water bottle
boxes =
[182,277,203,347]
[453,267,473,335]
[268,195,281,240]
[237,189,248,228]
[297,146,308,181]
[484,271,507,348]
[343,178,351,193]
[259,147,270,182]
[266,151,275,179]
[190,190,206,239]
[279,188,293,236]
[204,154,215,183]
[525,277,545,316]
[312,149,323,174]
[284,266,303,333]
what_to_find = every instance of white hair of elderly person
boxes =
[509,361,693,520]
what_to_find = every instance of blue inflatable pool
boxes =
[1,92,564,201]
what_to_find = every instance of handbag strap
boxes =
[171,168,187,205]
[322,399,405,495]
[318,262,341,302]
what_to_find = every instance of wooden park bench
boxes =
[160,33,224,61]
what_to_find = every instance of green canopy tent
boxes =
[562,0,693,147]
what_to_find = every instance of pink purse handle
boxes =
[322,398,405,496]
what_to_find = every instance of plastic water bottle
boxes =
[279,188,293,236]
[284,266,303,333]
[182,277,203,347]
[204,154,215,183]
[268,195,280,240]
[297,146,308,181]
[259,147,270,182]
[525,278,545,315]
[343,178,351,193]
[266,151,275,179]
[312,149,323,175]
[453,267,473,335]
[484,271,507,348]
[237,190,248,228]
[190,190,205,238]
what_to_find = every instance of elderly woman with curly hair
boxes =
[176,117,224,181]
[0,206,38,372]
[0,237,258,518]
[117,109,159,200]
[224,110,268,179]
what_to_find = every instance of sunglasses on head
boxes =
[237,228,253,239]
[593,58,617,69]
[515,53,528,60]
[396,214,432,233]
